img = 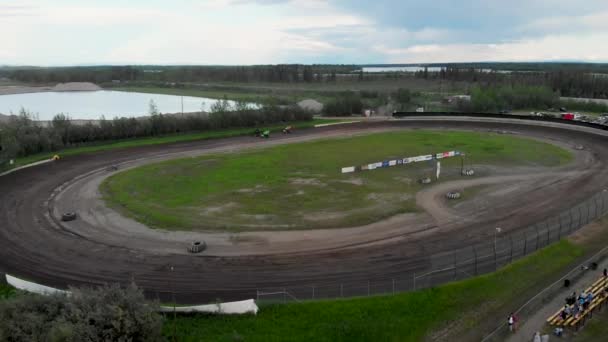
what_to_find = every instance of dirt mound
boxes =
[52,82,101,92]
[297,99,323,113]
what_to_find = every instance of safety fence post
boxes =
[413,273,417,290]
[340,284,343,298]
[493,239,498,271]
[473,246,478,275]
[523,231,528,255]
[312,285,315,300]
[534,225,540,251]
[594,196,599,219]
[510,235,514,263]
[367,281,370,296]
[558,214,563,239]
[392,279,395,294]
[453,251,457,280]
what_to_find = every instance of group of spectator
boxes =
[558,268,608,322]
[560,290,594,321]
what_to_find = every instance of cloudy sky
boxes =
[2,0,608,65]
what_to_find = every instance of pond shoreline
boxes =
[0,82,102,96]
[0,87,230,121]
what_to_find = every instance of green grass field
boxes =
[102,130,572,232]
[2,119,338,173]
[163,240,584,342]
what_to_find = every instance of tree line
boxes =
[456,85,608,113]
[0,65,359,84]
[415,67,608,99]
[0,102,312,166]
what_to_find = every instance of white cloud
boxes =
[2,0,608,65]
[383,32,608,63]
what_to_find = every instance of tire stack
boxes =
[446,191,461,200]
[188,241,207,254]
[419,177,432,185]
[462,169,475,176]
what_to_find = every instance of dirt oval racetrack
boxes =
[1,117,608,303]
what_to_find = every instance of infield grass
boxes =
[102,130,572,232]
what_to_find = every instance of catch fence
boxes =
[256,189,608,303]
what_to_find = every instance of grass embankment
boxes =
[102,130,572,232]
[2,119,338,173]
[164,240,584,342]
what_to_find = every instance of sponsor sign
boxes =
[341,166,356,174]
[341,151,463,173]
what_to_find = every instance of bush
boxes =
[323,92,363,116]
[0,283,163,342]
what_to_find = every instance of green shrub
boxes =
[0,283,163,342]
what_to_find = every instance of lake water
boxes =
[362,66,443,73]
[0,90,243,120]
[362,66,515,73]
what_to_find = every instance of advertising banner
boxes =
[341,151,462,173]
[341,166,356,174]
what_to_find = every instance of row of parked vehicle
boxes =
[528,111,608,125]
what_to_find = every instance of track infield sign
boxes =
[341,151,463,174]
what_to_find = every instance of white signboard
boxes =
[341,166,355,174]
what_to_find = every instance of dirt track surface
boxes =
[2,118,608,303]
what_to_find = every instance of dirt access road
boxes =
[1,118,607,303]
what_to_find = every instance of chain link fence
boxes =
[257,189,608,303]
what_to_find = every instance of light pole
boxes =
[494,227,502,270]
[170,266,176,342]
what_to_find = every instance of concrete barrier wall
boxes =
[4,274,258,315]
[392,112,608,131]
[160,300,258,315]
[5,274,69,295]
[0,159,53,177]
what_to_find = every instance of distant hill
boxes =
[0,113,10,123]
